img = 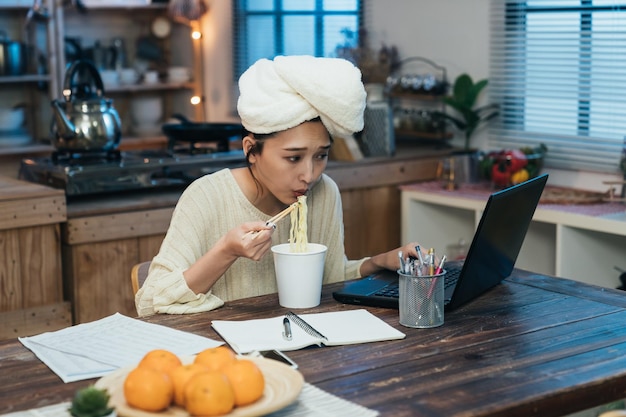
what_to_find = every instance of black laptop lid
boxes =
[445,173,548,311]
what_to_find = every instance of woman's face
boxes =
[249,120,331,205]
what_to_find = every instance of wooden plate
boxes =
[95,356,304,417]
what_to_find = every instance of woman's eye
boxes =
[287,155,301,162]
[316,152,329,160]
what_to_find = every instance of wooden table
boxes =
[2,269,626,417]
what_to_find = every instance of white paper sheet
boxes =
[19,313,222,383]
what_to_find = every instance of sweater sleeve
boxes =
[135,173,229,317]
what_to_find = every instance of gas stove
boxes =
[19,149,246,198]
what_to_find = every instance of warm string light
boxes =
[188,19,206,117]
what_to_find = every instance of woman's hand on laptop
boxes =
[359,242,433,277]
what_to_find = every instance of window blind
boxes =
[489,0,626,173]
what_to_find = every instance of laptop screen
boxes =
[445,173,548,310]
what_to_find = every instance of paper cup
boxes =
[271,243,327,309]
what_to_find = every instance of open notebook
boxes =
[333,174,548,312]
[212,309,405,354]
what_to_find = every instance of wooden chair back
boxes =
[131,261,151,295]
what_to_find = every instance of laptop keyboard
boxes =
[373,267,461,298]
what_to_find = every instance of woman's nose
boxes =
[299,159,314,183]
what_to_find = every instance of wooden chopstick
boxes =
[267,202,297,224]
[244,201,299,240]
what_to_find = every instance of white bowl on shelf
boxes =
[0,107,25,132]
[142,70,159,84]
[167,66,191,83]
[0,129,31,147]
[119,68,139,85]
[100,70,120,88]
[130,95,162,126]
[131,124,162,137]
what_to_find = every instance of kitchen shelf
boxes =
[388,91,446,101]
[386,57,451,144]
[105,81,195,93]
[395,130,453,140]
[0,75,52,83]
[55,2,204,134]
[0,0,58,142]
[0,144,54,157]
[76,3,167,10]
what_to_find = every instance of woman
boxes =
[135,55,425,316]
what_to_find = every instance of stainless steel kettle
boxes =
[50,59,121,152]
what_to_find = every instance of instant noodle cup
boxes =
[271,243,327,308]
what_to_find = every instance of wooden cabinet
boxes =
[401,182,626,289]
[0,176,69,339]
[62,196,177,323]
[62,152,443,324]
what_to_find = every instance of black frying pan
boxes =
[162,114,244,152]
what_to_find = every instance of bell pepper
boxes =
[510,168,530,185]
[491,161,511,187]
[504,149,528,173]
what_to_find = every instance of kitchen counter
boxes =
[0,177,70,339]
[60,145,448,324]
[65,145,450,218]
[401,180,626,288]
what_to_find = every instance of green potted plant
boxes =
[441,73,499,150]
[69,386,115,417]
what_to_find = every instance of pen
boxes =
[282,317,292,341]
[428,248,435,275]
[398,251,405,273]
[435,255,446,275]
[415,245,425,266]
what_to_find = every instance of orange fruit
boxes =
[170,363,210,407]
[184,371,235,416]
[138,349,182,376]
[222,359,265,406]
[193,346,236,372]
[123,366,174,412]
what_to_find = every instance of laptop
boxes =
[333,173,548,312]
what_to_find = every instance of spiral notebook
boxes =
[211,309,405,354]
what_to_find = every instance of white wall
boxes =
[202,0,623,191]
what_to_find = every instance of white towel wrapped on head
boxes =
[237,55,366,138]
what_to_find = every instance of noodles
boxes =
[289,195,308,252]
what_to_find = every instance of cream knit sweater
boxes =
[135,169,367,317]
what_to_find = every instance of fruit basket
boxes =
[479,144,547,188]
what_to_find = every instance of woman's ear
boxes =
[241,135,256,156]
[242,135,257,161]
